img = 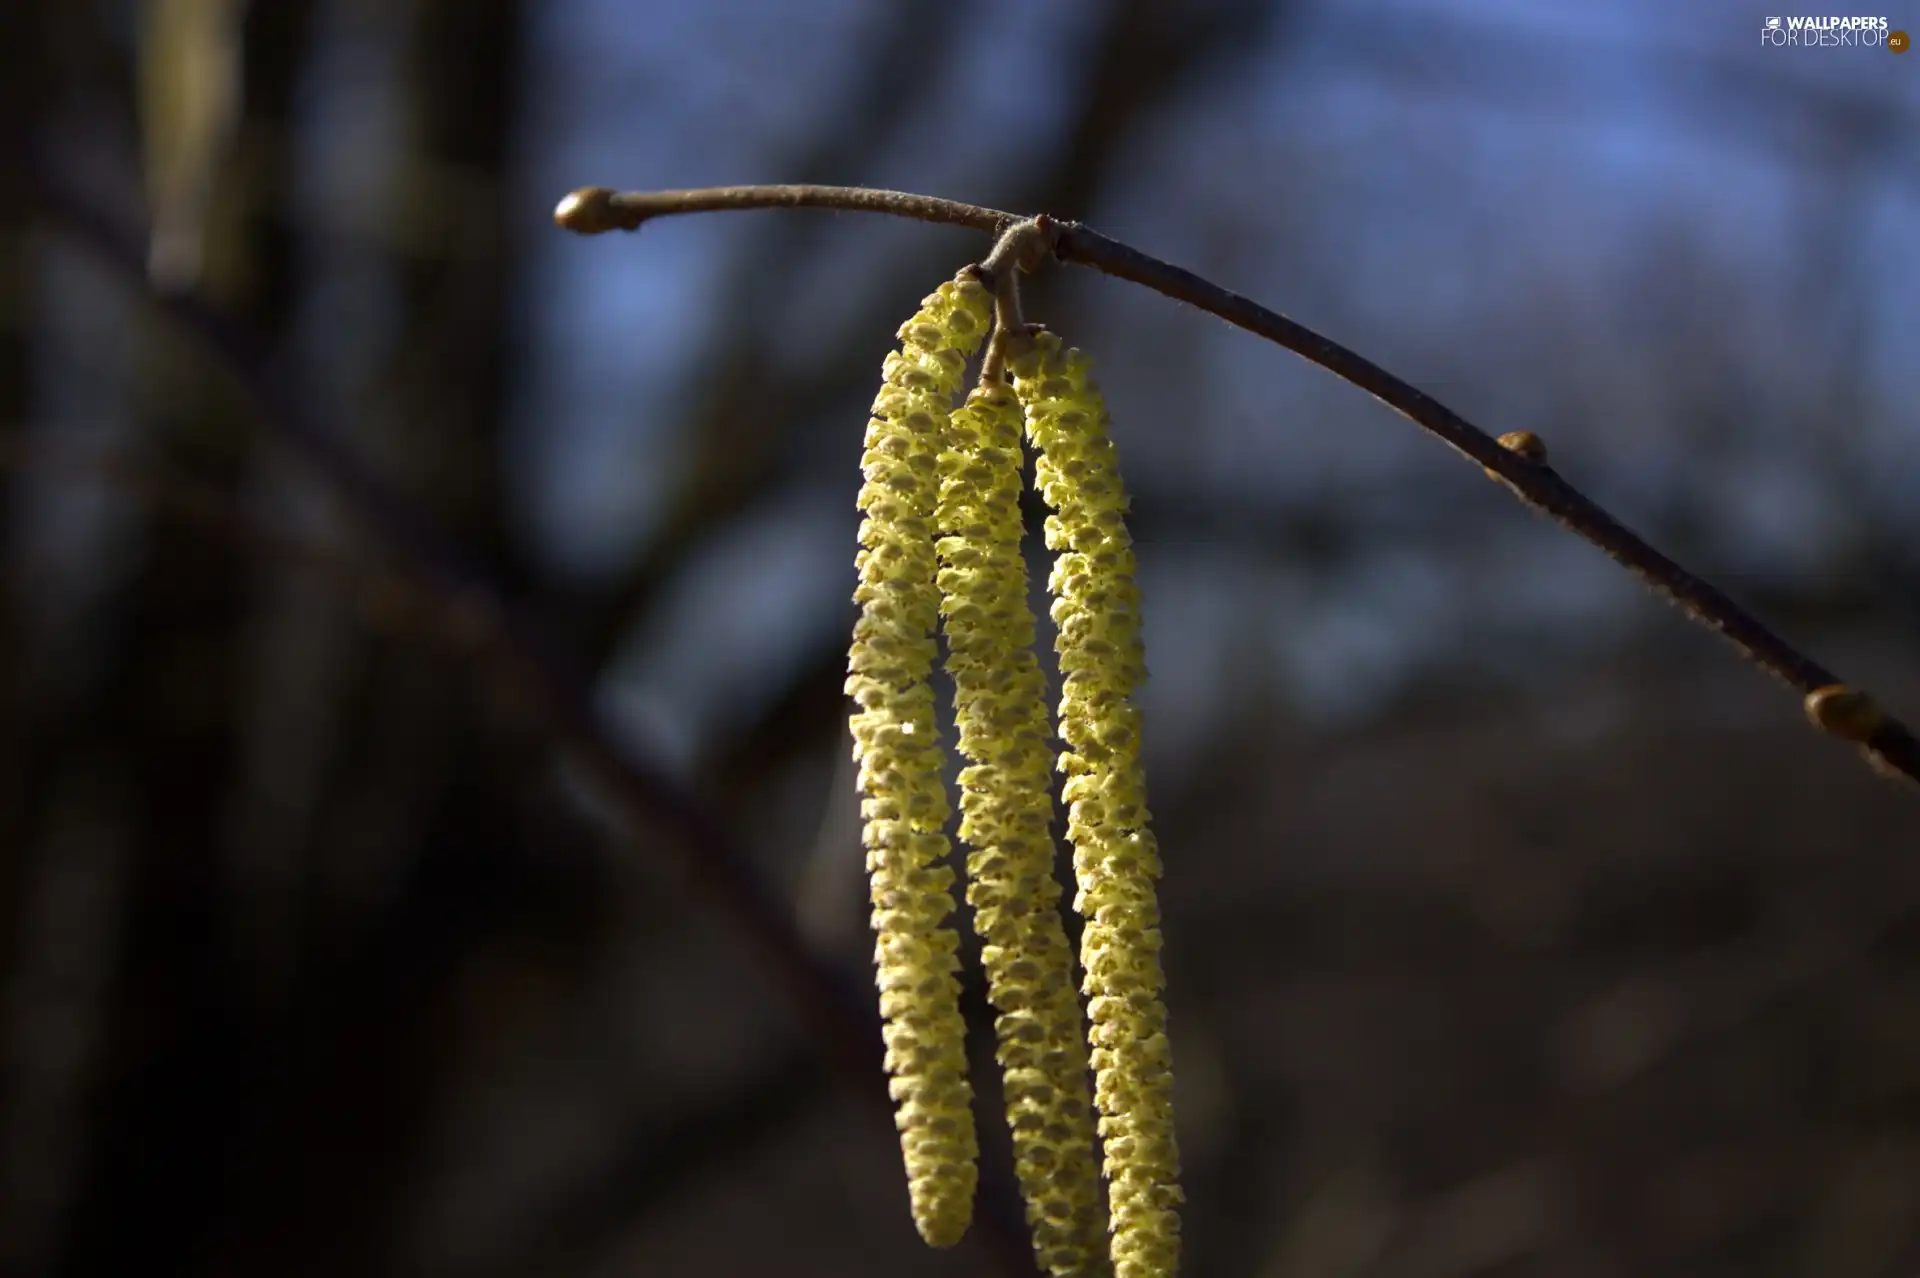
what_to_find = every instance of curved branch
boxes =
[556,183,1920,789]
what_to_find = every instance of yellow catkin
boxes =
[936,379,1112,1277]
[847,273,993,1248]
[1010,330,1182,1278]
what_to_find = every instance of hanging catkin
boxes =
[1010,329,1181,1278]
[936,376,1110,1277]
[847,274,992,1248]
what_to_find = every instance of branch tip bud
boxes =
[554,186,622,234]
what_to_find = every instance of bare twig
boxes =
[554,184,1013,237]
[556,182,1920,789]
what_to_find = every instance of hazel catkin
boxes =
[848,273,992,1247]
[937,377,1110,1276]
[1010,329,1182,1278]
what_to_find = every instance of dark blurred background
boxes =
[3,2,1919,1276]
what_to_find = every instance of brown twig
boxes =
[554,184,1013,237]
[556,182,1920,789]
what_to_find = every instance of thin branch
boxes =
[553,184,1013,237]
[556,182,1920,789]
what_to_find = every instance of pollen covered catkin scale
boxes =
[848,274,992,1248]
[1011,330,1182,1278]
[936,379,1111,1278]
